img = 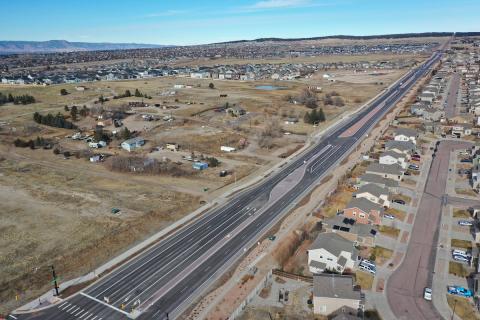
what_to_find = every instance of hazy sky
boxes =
[1,0,479,45]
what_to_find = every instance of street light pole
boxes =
[51,265,59,296]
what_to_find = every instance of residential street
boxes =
[386,140,471,320]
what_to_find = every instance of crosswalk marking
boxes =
[69,307,80,314]
[79,311,90,319]
[74,309,84,316]
[60,302,71,310]
[65,305,77,312]
[83,314,93,320]
[58,301,68,308]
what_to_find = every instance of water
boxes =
[255,85,287,91]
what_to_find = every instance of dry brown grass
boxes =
[355,270,374,290]
[371,246,393,266]
[320,186,354,218]
[453,209,471,219]
[379,225,400,239]
[449,261,470,278]
[451,239,473,250]
[447,296,480,320]
[456,188,478,197]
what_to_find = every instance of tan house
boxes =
[343,198,383,225]
[313,274,362,316]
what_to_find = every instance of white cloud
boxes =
[251,0,310,9]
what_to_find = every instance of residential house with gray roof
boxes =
[308,233,358,275]
[313,274,362,316]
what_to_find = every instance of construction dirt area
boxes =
[0,52,420,314]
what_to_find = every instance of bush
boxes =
[60,89,69,96]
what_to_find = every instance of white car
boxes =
[452,249,471,258]
[458,220,473,226]
[384,214,395,220]
[453,255,470,263]
[359,264,376,275]
[424,287,432,301]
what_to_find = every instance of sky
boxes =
[0,0,479,45]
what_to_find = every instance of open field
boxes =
[0,55,413,313]
[447,296,480,320]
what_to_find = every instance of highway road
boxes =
[10,51,442,320]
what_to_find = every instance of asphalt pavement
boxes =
[10,52,442,320]
[386,140,471,320]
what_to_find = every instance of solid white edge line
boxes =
[80,292,132,317]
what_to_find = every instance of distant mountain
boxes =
[0,40,169,54]
[214,32,478,45]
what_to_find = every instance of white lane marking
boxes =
[60,302,71,310]
[119,207,257,307]
[308,144,332,169]
[90,195,248,298]
[310,145,342,174]
[69,307,80,314]
[79,311,90,319]
[80,292,132,317]
[58,301,68,308]
[74,309,85,316]
[8,315,17,319]
[83,314,94,320]
[91,317,98,320]
[65,305,77,312]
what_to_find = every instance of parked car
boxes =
[404,171,411,176]
[452,249,471,258]
[393,199,406,205]
[384,213,395,220]
[360,259,376,268]
[460,158,472,163]
[359,264,376,275]
[448,286,473,297]
[408,164,419,170]
[458,220,473,226]
[453,255,470,263]
[424,287,432,301]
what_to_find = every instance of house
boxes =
[313,274,362,316]
[343,198,384,225]
[384,140,416,158]
[192,162,208,170]
[121,137,145,152]
[365,163,404,181]
[418,92,435,103]
[353,184,390,207]
[166,143,180,152]
[472,163,480,191]
[227,106,246,117]
[308,233,357,274]
[379,150,408,169]
[393,128,418,144]
[452,124,473,137]
[356,174,398,191]
[323,216,377,247]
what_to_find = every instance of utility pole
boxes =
[51,265,59,296]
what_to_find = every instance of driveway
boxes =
[386,140,471,320]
